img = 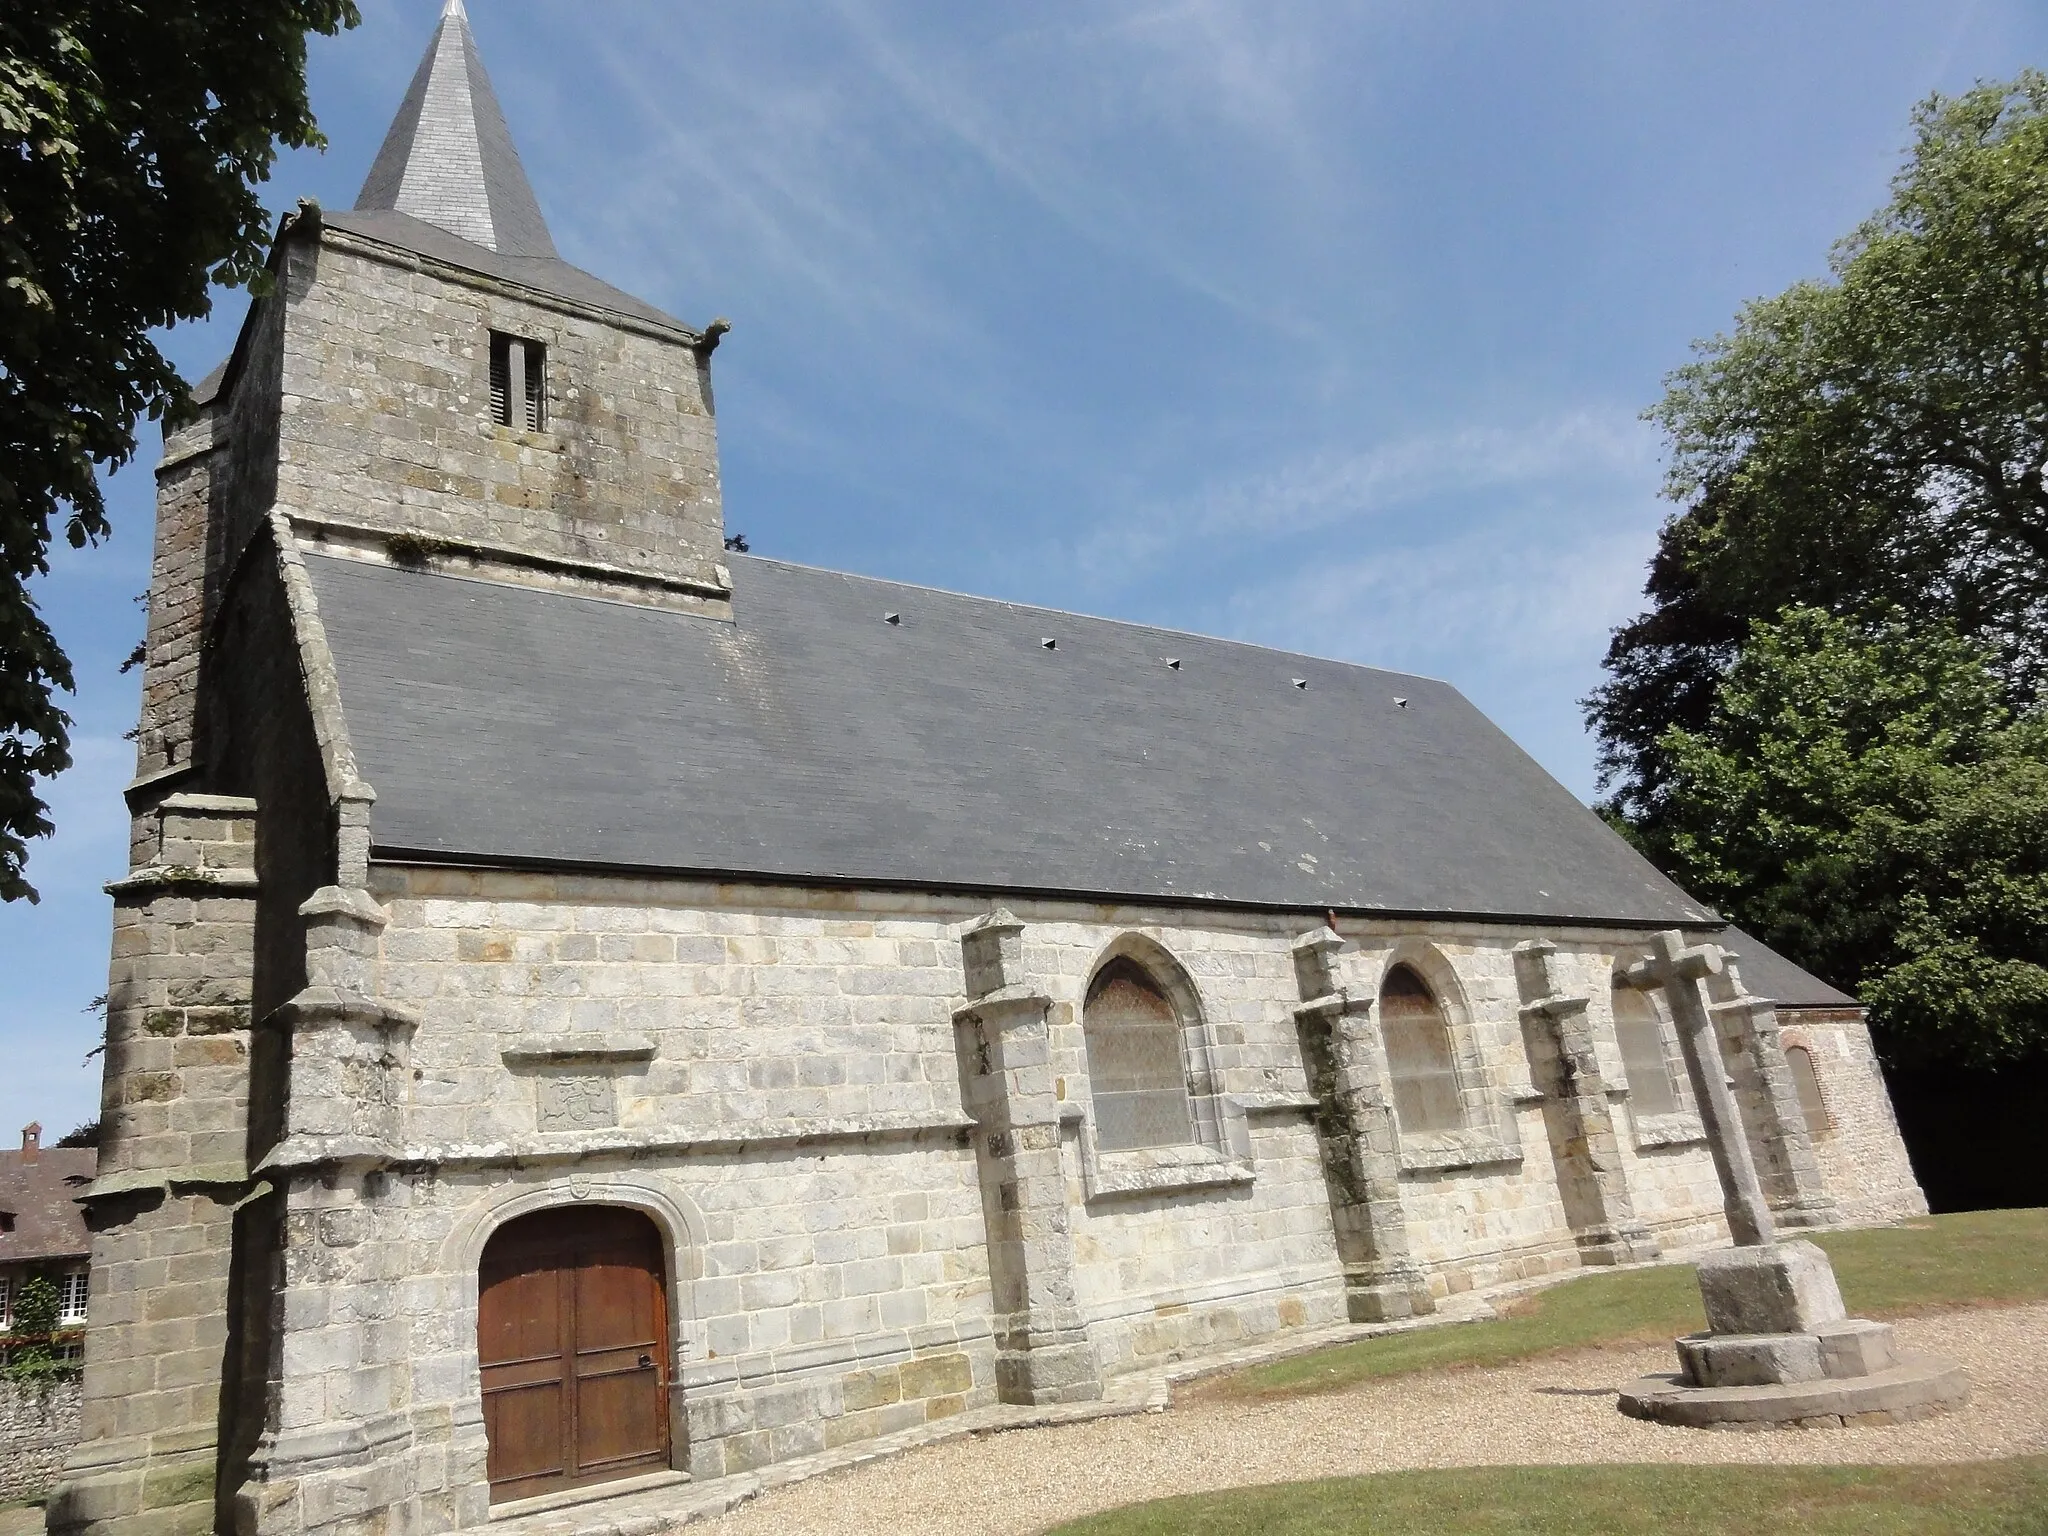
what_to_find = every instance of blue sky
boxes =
[4,0,2045,1140]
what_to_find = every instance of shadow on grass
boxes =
[1204,1208,2048,1400]
[1044,1458,2048,1536]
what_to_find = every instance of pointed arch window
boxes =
[1613,980,1682,1118]
[1786,1044,1830,1137]
[1379,964,1464,1134]
[1083,957,1195,1152]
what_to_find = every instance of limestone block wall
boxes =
[1021,921,1346,1373]
[133,409,219,797]
[54,796,261,1536]
[1581,962,1733,1253]
[365,872,1000,1484]
[275,232,725,598]
[0,1377,83,1502]
[366,870,1740,1418]
[1779,1009,1928,1224]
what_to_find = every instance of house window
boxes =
[1083,957,1195,1152]
[1613,981,1682,1117]
[1379,964,1464,1134]
[0,1274,11,1332]
[1786,1044,1830,1137]
[59,1269,88,1324]
[489,331,547,430]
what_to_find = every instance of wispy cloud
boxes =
[816,0,1353,336]
[1227,514,1657,680]
[1079,407,1660,573]
[1219,506,1662,797]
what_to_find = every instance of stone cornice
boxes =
[105,866,260,899]
[315,222,701,346]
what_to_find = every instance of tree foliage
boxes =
[1658,609,2048,1069]
[3,1273,68,1379]
[0,0,358,902]
[1590,73,2048,845]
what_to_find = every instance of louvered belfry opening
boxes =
[489,331,547,430]
[1378,964,1464,1133]
[1083,957,1195,1151]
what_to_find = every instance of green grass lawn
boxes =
[1207,1208,2048,1400]
[1044,1459,2048,1535]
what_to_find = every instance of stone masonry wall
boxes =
[274,231,725,599]
[132,410,218,799]
[1780,1009,1928,1225]
[52,798,260,1536]
[204,861,1926,1524]
[362,870,1740,1435]
[0,1377,83,1501]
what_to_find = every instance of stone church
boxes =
[54,4,1925,1531]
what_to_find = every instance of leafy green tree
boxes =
[4,1273,66,1379]
[1658,608,2048,1068]
[1,0,358,902]
[1591,72,2048,846]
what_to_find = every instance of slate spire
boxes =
[353,0,558,257]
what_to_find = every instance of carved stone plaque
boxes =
[537,1071,617,1131]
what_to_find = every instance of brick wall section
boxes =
[0,1377,82,1501]
[1780,1008,1928,1224]
[276,231,725,595]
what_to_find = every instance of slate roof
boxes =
[1716,928,1861,1009]
[338,0,686,333]
[189,0,689,411]
[0,1143,94,1268]
[320,208,686,333]
[355,0,556,257]
[307,551,1719,927]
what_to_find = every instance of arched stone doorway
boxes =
[477,1204,672,1503]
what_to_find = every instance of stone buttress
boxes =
[951,912,1105,1404]
[1288,928,1434,1322]
[1512,941,1660,1266]
[51,797,258,1536]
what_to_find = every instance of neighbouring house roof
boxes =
[1717,927,1861,1010]
[0,1145,94,1268]
[307,550,1720,928]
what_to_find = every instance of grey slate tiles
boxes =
[307,551,1718,927]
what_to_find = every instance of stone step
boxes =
[1678,1317,1896,1388]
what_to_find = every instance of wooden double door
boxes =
[478,1205,672,1503]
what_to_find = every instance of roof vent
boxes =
[1394,697,1409,708]
[884,612,901,625]
[1041,638,1057,650]
[1292,678,1308,690]
[1165,658,1181,670]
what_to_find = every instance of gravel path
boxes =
[702,1304,2048,1536]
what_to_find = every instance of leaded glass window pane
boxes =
[1787,1045,1830,1136]
[1380,965,1463,1133]
[1613,983,1681,1118]
[1084,958,1194,1151]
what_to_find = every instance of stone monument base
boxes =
[1618,1355,1970,1429]
[1617,1240,1967,1430]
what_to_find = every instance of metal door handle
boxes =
[639,1354,653,1368]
